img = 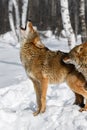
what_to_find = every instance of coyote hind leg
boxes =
[74,93,84,108]
[79,99,87,112]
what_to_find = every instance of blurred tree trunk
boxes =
[8,0,20,43]
[8,0,29,44]
[60,0,76,50]
[28,0,33,20]
[12,0,20,41]
[21,0,29,28]
[8,0,18,43]
[47,0,52,28]
[73,0,78,41]
[39,0,46,29]
[79,0,87,43]
[56,0,62,38]
[51,0,57,33]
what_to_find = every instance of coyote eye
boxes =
[77,46,83,53]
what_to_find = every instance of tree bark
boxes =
[73,0,78,41]
[79,0,87,43]
[8,0,18,42]
[60,0,76,50]
[21,0,29,28]
[12,0,20,41]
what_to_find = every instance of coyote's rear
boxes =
[20,21,87,116]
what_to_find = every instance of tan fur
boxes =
[20,21,87,115]
[63,42,87,111]
[63,42,87,81]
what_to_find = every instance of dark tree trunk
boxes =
[79,0,87,43]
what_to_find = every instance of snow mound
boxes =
[0,31,17,45]
[0,79,34,111]
[0,79,87,130]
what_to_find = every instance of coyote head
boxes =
[20,21,45,48]
[63,42,87,69]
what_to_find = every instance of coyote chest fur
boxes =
[20,42,71,84]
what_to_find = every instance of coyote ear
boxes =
[77,46,83,53]
[36,41,45,48]
[63,56,71,64]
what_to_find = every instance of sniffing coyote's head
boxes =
[20,21,45,48]
[63,42,87,69]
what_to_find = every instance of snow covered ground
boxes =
[0,31,87,130]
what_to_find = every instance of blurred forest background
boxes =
[0,0,87,45]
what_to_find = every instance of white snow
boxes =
[0,31,86,130]
[45,30,54,38]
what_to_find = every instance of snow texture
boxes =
[0,31,86,130]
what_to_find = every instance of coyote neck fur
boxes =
[20,31,38,46]
[78,65,87,80]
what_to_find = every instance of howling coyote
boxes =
[20,21,87,115]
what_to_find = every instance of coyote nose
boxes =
[20,26,26,30]
[27,19,32,22]
[27,20,33,29]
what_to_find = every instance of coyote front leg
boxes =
[32,79,41,116]
[40,78,48,113]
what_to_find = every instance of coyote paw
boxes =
[33,108,40,116]
[79,107,87,112]
[73,102,85,108]
[40,106,46,113]
[33,106,46,116]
